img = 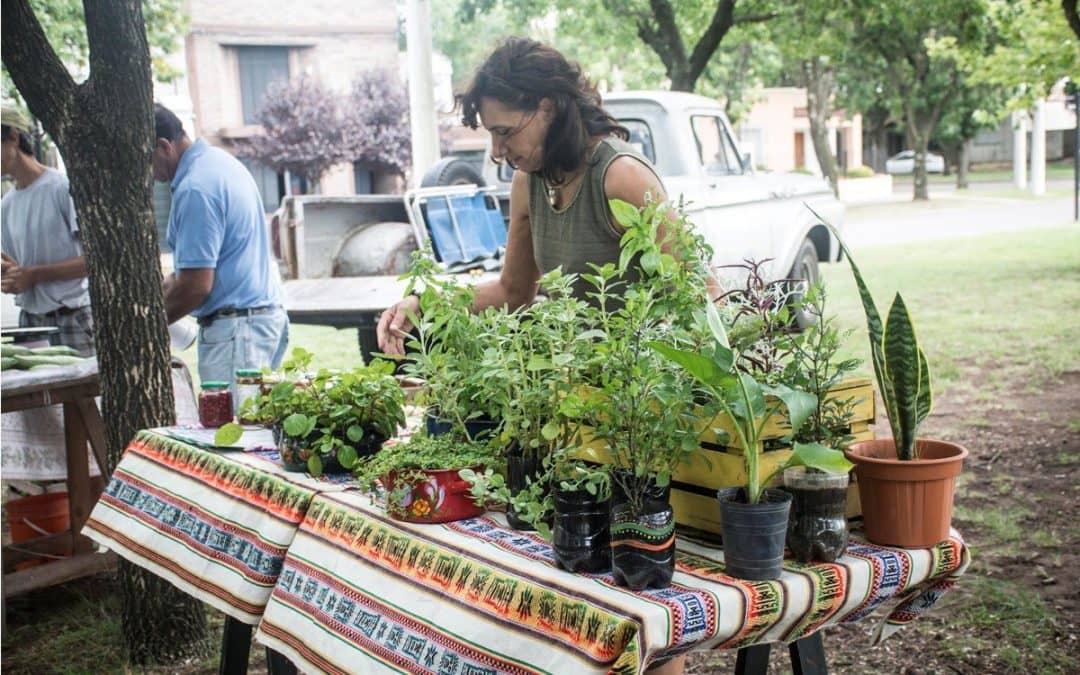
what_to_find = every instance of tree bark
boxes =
[2,0,209,665]
[802,57,839,195]
[957,138,971,189]
[1064,0,1080,39]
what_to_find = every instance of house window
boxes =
[691,115,744,176]
[236,46,290,124]
[239,158,281,210]
[354,163,373,194]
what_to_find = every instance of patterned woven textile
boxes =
[256,491,969,675]
[83,429,344,624]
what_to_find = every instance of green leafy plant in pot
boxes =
[780,282,862,562]
[813,209,967,548]
[273,360,406,477]
[650,300,853,580]
[578,198,713,590]
[354,433,503,523]
[398,249,502,443]
[467,268,594,531]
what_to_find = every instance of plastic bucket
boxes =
[6,491,71,568]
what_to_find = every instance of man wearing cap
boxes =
[152,103,288,389]
[1,106,95,356]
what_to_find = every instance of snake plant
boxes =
[809,207,931,460]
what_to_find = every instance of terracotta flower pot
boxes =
[845,438,968,548]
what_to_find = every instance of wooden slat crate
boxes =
[574,377,875,536]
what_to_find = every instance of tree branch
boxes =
[687,0,737,87]
[1,0,77,145]
[733,11,779,24]
[1064,0,1080,39]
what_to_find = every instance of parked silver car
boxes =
[885,150,945,174]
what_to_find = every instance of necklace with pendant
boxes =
[545,182,559,208]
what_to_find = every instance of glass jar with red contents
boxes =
[198,381,233,428]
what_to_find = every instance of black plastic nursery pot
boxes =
[424,413,500,442]
[552,486,611,574]
[278,429,313,472]
[505,444,549,531]
[717,487,792,581]
[609,473,675,590]
[783,467,849,563]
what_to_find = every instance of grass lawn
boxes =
[821,225,1080,397]
[923,159,1074,184]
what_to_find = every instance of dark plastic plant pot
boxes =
[552,487,611,574]
[384,467,484,523]
[609,472,675,590]
[783,467,849,563]
[506,444,549,531]
[424,413,500,442]
[278,430,315,472]
[718,487,792,581]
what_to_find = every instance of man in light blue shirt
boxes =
[153,103,288,391]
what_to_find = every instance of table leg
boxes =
[734,642,772,675]
[266,647,298,675]
[219,616,252,675]
[62,401,94,554]
[75,396,109,476]
[789,631,827,675]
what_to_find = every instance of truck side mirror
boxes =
[740,151,752,172]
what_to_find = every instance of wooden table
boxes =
[2,372,116,598]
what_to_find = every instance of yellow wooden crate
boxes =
[573,378,874,535]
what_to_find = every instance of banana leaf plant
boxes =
[649,303,853,505]
[809,206,931,460]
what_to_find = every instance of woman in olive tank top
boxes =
[377,37,709,675]
[379,37,714,363]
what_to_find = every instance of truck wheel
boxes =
[787,238,820,331]
[421,157,485,187]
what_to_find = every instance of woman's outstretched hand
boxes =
[376,295,421,356]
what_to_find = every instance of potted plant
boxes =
[576,198,712,590]
[272,360,406,476]
[354,433,502,523]
[780,283,862,562]
[398,250,501,443]
[650,300,853,580]
[816,211,967,548]
[470,268,594,530]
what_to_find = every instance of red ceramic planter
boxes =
[384,467,484,524]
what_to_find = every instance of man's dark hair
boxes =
[456,37,628,187]
[1,125,35,156]
[154,103,186,142]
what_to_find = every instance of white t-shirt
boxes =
[1,168,88,314]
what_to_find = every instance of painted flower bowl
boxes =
[383,467,484,524]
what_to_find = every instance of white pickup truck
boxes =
[280,90,844,359]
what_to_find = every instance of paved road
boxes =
[842,179,1077,249]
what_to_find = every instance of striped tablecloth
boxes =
[256,490,969,675]
[83,429,347,624]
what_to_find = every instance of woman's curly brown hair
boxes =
[456,37,628,186]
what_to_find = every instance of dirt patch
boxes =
[687,368,1080,673]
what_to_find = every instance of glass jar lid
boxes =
[201,381,230,390]
[235,368,263,378]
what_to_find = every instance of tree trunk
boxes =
[941,144,955,177]
[2,0,209,665]
[802,58,839,195]
[908,126,930,201]
[957,138,971,189]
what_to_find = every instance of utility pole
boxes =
[405,0,440,187]
[1030,99,1046,197]
[1069,81,1079,222]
